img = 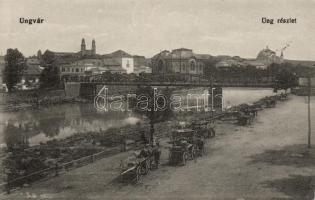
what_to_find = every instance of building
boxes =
[42,38,97,62]
[79,39,96,57]
[151,48,206,75]
[256,46,283,65]
[103,50,134,74]
[244,60,267,70]
[134,65,152,74]
[18,58,43,90]
[215,47,283,70]
[102,58,126,74]
[59,56,127,80]
[133,55,151,74]
[215,57,246,69]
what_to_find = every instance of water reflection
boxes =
[1,103,141,148]
[0,88,275,148]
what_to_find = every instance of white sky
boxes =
[0,0,314,60]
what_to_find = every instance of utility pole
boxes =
[308,77,312,148]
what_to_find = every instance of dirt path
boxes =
[2,95,315,200]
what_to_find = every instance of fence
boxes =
[0,147,121,194]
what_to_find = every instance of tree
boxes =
[133,86,173,145]
[274,68,297,92]
[40,50,60,88]
[3,49,25,92]
[40,65,60,88]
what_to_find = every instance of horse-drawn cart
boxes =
[190,120,215,138]
[168,129,198,165]
[119,155,151,183]
[169,139,195,165]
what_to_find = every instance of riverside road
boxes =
[2,95,315,200]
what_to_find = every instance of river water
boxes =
[0,88,275,147]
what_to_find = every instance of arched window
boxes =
[190,60,196,71]
[158,60,164,72]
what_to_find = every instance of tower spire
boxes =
[92,39,96,55]
[81,38,86,51]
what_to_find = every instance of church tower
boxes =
[81,38,86,51]
[37,50,42,60]
[92,39,96,55]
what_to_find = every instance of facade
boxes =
[59,57,127,79]
[256,46,283,65]
[134,65,152,74]
[244,60,267,70]
[43,38,97,62]
[102,58,126,74]
[59,58,101,78]
[103,50,135,74]
[151,48,205,75]
[216,58,246,69]
[133,55,151,74]
[44,41,147,78]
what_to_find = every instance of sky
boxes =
[0,0,314,60]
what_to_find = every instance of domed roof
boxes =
[257,47,276,59]
[256,46,282,64]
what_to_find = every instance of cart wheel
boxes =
[135,167,141,183]
[182,152,187,166]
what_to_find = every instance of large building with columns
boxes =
[151,48,209,75]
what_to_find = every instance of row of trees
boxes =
[2,49,60,92]
[2,49,26,92]
[203,60,314,91]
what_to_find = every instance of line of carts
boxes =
[118,94,289,183]
[119,121,215,183]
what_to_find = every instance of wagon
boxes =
[190,121,215,138]
[168,129,199,165]
[168,139,196,165]
[119,155,151,183]
[265,99,276,108]
[170,129,196,143]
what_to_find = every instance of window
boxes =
[158,60,164,72]
[190,61,196,71]
[76,68,79,73]
[61,67,65,72]
[71,68,74,73]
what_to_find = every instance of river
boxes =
[0,88,276,148]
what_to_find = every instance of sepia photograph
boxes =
[0,0,315,199]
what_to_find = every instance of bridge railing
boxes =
[63,73,211,84]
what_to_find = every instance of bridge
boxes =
[63,73,274,88]
[63,73,274,97]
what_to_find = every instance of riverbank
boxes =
[0,90,89,112]
[0,93,287,193]
[2,95,314,199]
